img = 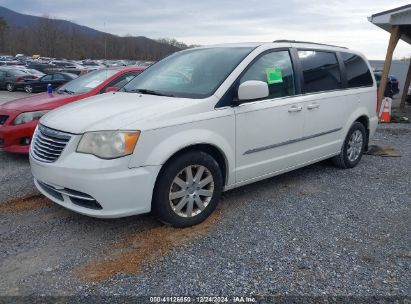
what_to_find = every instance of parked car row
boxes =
[0,66,144,153]
[0,67,40,92]
[373,71,400,98]
[23,72,78,93]
[0,54,155,93]
[0,53,155,72]
[0,66,77,92]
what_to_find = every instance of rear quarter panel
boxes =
[337,52,378,145]
[341,86,377,143]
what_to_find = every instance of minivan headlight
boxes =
[77,131,140,159]
[13,110,49,125]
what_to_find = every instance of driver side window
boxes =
[240,51,295,100]
[42,75,53,82]
[110,74,136,88]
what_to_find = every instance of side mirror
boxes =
[238,80,269,102]
[104,86,119,93]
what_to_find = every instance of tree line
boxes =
[0,16,191,60]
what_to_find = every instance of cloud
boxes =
[1,0,410,59]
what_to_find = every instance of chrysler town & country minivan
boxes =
[30,41,378,227]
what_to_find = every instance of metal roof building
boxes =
[368,4,411,111]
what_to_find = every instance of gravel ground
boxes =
[0,152,35,202]
[0,102,410,299]
[0,91,37,202]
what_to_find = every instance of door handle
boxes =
[307,103,320,110]
[288,105,303,113]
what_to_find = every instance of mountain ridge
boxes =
[0,6,180,60]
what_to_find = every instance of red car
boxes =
[0,67,144,154]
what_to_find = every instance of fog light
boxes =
[20,137,31,145]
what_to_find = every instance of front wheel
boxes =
[6,83,14,92]
[24,84,33,93]
[332,122,366,169]
[152,151,223,227]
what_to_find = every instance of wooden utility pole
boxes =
[378,25,401,112]
[399,60,411,110]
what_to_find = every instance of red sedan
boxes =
[0,67,144,154]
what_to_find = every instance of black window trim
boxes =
[215,47,301,108]
[335,52,348,88]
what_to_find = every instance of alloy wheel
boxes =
[347,130,363,162]
[25,85,33,93]
[6,83,13,92]
[169,165,214,218]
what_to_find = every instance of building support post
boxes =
[399,60,411,110]
[378,25,401,112]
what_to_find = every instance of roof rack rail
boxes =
[273,40,348,49]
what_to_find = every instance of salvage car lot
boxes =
[0,90,410,296]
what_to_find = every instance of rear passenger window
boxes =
[53,74,66,81]
[240,51,295,100]
[298,50,342,93]
[341,52,373,88]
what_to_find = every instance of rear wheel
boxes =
[6,83,14,92]
[332,122,366,169]
[24,84,33,93]
[152,151,223,227]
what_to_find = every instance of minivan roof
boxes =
[201,41,350,51]
[272,40,347,49]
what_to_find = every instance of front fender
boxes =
[128,115,236,186]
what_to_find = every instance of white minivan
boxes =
[30,41,378,227]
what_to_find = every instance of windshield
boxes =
[9,69,28,76]
[26,69,44,75]
[122,47,254,98]
[57,69,118,94]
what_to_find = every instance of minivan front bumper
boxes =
[30,154,161,218]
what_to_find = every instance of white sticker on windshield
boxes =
[84,80,103,88]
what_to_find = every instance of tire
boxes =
[332,122,366,169]
[152,151,223,227]
[6,83,14,92]
[24,84,33,93]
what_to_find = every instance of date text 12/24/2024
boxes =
[149,296,256,303]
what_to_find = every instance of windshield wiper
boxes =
[57,89,75,95]
[128,88,174,97]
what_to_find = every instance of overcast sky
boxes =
[1,0,410,59]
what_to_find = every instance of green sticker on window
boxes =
[265,67,283,84]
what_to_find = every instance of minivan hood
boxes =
[40,92,211,133]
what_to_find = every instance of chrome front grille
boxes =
[31,124,71,163]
